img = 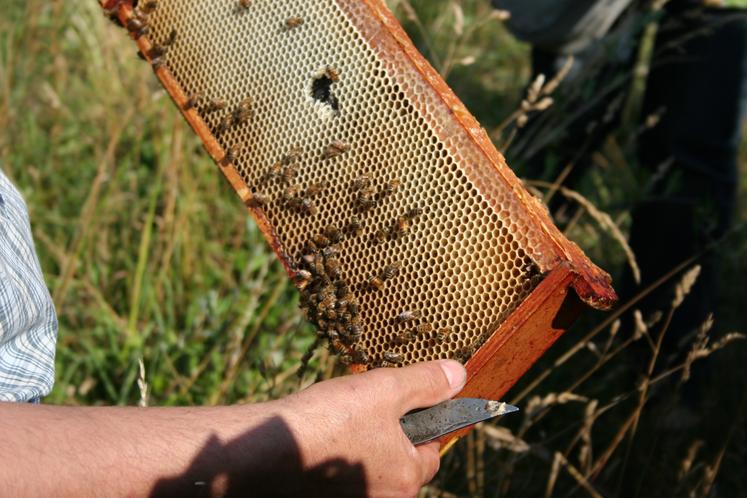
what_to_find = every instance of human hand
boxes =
[279,360,467,497]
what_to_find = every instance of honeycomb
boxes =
[116,0,614,368]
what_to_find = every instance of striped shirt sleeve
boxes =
[0,169,57,402]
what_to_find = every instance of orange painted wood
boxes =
[439,265,584,448]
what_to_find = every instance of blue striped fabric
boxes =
[0,169,57,402]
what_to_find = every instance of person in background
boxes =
[1,168,465,497]
[493,0,747,494]
[494,0,747,349]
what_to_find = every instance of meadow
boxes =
[1,0,745,496]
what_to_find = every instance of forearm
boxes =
[0,360,466,498]
[0,401,296,497]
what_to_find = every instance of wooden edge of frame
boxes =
[439,264,585,454]
[359,0,617,311]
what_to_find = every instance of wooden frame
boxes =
[101,0,617,449]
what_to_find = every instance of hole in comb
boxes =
[312,73,340,112]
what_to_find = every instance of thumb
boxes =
[389,360,467,412]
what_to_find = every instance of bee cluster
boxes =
[284,163,436,372]
[121,0,465,372]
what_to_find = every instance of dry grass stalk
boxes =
[672,265,701,309]
[578,399,598,474]
[633,309,647,341]
[603,318,621,353]
[496,59,574,149]
[490,9,511,21]
[543,56,575,96]
[682,314,745,383]
[480,425,530,453]
[522,393,588,432]
[544,452,562,498]
[678,439,705,482]
[137,357,149,407]
[551,452,604,498]
[527,180,641,284]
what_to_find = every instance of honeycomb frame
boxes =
[101,0,616,425]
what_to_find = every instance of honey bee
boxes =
[324,66,341,83]
[221,144,241,165]
[304,239,318,253]
[324,258,342,280]
[285,16,304,29]
[207,98,227,112]
[249,191,269,207]
[233,97,253,124]
[395,331,415,345]
[384,351,404,365]
[356,187,377,211]
[318,295,336,312]
[390,216,411,239]
[335,281,350,299]
[281,146,303,165]
[217,114,234,134]
[435,327,452,343]
[148,43,167,60]
[126,17,147,34]
[347,300,360,316]
[163,28,177,47]
[380,178,401,197]
[294,270,313,290]
[395,310,420,324]
[239,0,251,8]
[337,312,352,325]
[311,255,326,277]
[283,185,301,202]
[323,140,351,160]
[367,275,384,291]
[323,224,343,243]
[321,246,338,258]
[351,175,371,191]
[416,323,433,335]
[184,92,204,110]
[326,329,340,342]
[139,0,159,14]
[299,252,315,269]
[151,57,165,71]
[380,262,400,281]
[353,348,370,365]
[312,234,331,248]
[299,197,318,216]
[318,283,335,300]
[264,162,283,182]
[134,25,151,39]
[345,216,363,237]
[406,207,423,219]
[371,229,388,245]
[339,354,353,366]
[334,298,348,311]
[346,324,362,339]
[305,180,329,198]
[280,164,299,183]
[455,346,475,363]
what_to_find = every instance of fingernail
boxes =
[440,360,467,390]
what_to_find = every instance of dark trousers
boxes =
[526,4,747,341]
[627,5,747,339]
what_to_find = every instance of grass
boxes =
[1,0,745,496]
